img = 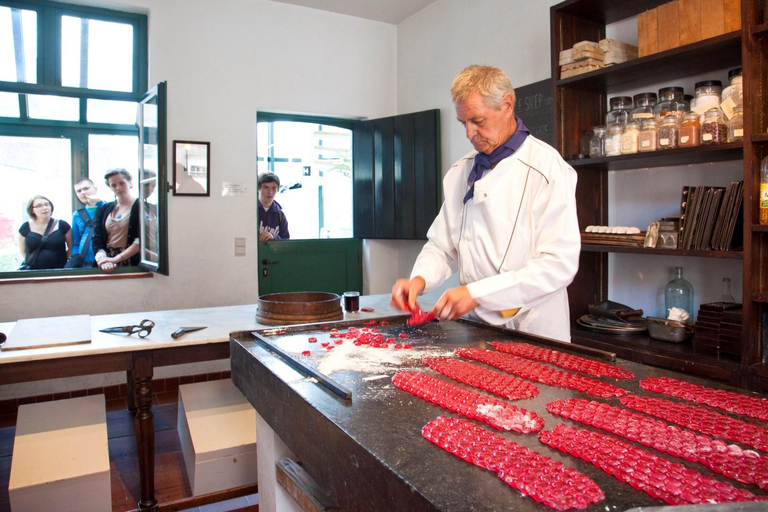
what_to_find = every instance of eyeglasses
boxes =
[32,203,51,209]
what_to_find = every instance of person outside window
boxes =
[71,178,105,267]
[390,65,581,342]
[93,169,141,272]
[258,172,290,241]
[18,195,73,269]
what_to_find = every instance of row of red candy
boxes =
[455,347,627,398]
[641,377,768,422]
[539,424,765,505]
[620,394,768,454]
[422,416,604,511]
[490,341,635,380]
[548,398,768,491]
[391,372,544,433]
[422,357,539,401]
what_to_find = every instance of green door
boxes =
[257,239,363,296]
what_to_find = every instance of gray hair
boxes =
[451,65,515,109]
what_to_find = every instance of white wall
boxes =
[1,0,397,321]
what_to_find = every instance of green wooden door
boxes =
[257,239,363,296]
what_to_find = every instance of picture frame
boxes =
[172,140,210,196]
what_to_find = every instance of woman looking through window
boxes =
[93,169,141,272]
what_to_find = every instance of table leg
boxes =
[133,352,157,511]
[126,370,136,412]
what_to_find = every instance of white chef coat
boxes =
[410,135,581,342]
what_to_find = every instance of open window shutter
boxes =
[353,109,440,239]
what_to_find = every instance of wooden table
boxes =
[0,304,263,511]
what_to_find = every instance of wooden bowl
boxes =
[256,291,343,325]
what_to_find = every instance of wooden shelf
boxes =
[753,224,768,232]
[557,32,741,94]
[750,22,768,38]
[750,133,768,143]
[752,292,768,303]
[568,142,743,171]
[581,245,743,259]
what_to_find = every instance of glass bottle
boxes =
[728,105,743,142]
[665,266,694,320]
[654,86,688,122]
[638,118,659,152]
[630,92,657,122]
[691,80,723,121]
[605,123,623,156]
[720,68,743,120]
[679,112,701,148]
[580,128,594,157]
[620,121,640,154]
[761,156,768,225]
[589,126,606,157]
[721,278,736,303]
[658,114,679,150]
[606,96,633,126]
[701,107,728,144]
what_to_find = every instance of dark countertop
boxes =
[230,316,767,512]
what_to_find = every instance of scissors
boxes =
[100,319,155,338]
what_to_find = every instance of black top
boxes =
[92,200,141,266]
[19,220,71,269]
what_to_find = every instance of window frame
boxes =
[0,0,160,280]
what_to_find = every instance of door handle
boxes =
[262,259,280,265]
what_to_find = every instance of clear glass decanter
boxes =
[664,266,694,320]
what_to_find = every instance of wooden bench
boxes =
[177,379,258,495]
[9,395,110,512]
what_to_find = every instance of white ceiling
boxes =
[269,0,438,25]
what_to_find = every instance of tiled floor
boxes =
[178,492,259,512]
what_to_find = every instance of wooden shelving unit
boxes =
[552,0,768,391]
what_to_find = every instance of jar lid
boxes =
[608,123,624,131]
[658,86,684,96]
[642,118,659,127]
[633,92,657,102]
[593,125,607,133]
[728,67,742,79]
[683,112,700,121]
[609,96,633,107]
[694,80,723,89]
[624,121,640,129]
[662,114,679,122]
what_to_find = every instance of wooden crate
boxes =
[638,8,659,57]
[678,0,702,46]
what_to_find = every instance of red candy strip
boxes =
[422,357,539,401]
[548,398,768,491]
[640,377,768,422]
[423,416,604,510]
[456,348,627,398]
[407,306,435,326]
[392,372,544,433]
[539,424,764,506]
[490,341,634,379]
[619,394,768,454]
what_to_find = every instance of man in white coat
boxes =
[390,65,580,342]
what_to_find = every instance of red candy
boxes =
[404,344,412,349]
[423,357,538,401]
[308,336,317,343]
[394,344,403,349]
[398,332,408,339]
[640,377,768,422]
[490,341,634,379]
[423,416,604,510]
[539,424,764,506]
[301,350,310,356]
[620,394,768,453]
[456,347,627,398]
[548,398,768,491]
[360,307,375,312]
[392,372,544,433]
[407,307,435,326]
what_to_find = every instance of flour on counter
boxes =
[317,338,454,376]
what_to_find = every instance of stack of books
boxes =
[678,181,743,251]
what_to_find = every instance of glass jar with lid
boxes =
[721,68,743,120]
[589,126,606,157]
[630,92,658,122]
[658,115,679,150]
[690,80,723,121]
[679,112,701,148]
[654,87,688,122]
[580,128,594,157]
[606,96,633,127]
[620,121,640,154]
[701,107,728,144]
[729,105,744,142]
[605,123,623,156]
[638,118,659,152]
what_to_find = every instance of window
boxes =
[257,113,354,239]
[0,1,165,277]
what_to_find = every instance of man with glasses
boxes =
[70,178,105,267]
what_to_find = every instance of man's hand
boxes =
[390,276,426,312]
[432,286,478,321]
[258,231,274,242]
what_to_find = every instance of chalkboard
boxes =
[514,78,554,147]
